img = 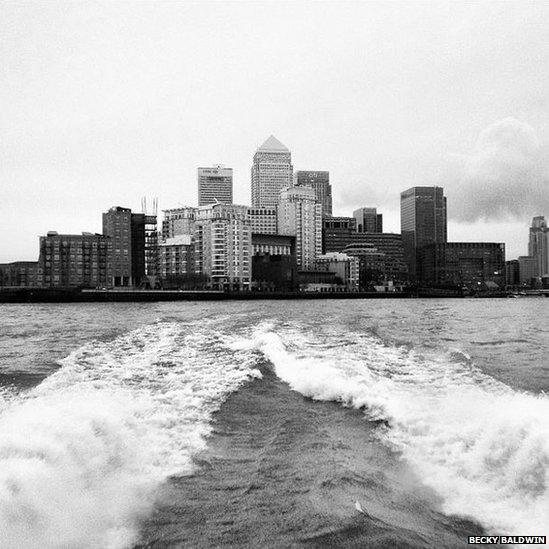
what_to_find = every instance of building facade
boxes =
[322,219,407,281]
[248,207,278,235]
[162,207,197,239]
[252,233,295,256]
[315,252,359,290]
[342,243,388,288]
[38,232,112,288]
[158,235,194,277]
[294,171,332,217]
[343,240,408,284]
[198,166,233,207]
[505,259,520,287]
[419,242,505,289]
[518,256,539,286]
[400,186,447,280]
[251,234,297,291]
[102,206,157,286]
[132,212,159,280]
[353,207,382,233]
[278,186,322,269]
[252,254,298,291]
[322,217,357,253]
[102,207,132,286]
[251,136,293,208]
[195,204,252,290]
[0,262,39,287]
[528,216,548,278]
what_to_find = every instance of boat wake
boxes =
[238,322,549,537]
[0,321,260,549]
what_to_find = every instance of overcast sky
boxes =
[2,0,549,262]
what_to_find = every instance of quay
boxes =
[0,287,536,304]
[0,288,413,303]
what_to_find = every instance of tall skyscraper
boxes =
[278,186,322,269]
[198,166,233,206]
[251,136,293,208]
[528,216,548,277]
[294,171,332,216]
[400,186,447,279]
[353,207,383,233]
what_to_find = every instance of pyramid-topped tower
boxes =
[251,136,293,208]
[257,135,290,153]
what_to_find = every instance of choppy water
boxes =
[0,300,547,548]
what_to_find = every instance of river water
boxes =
[0,299,547,548]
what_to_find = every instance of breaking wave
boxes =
[0,321,260,549]
[242,322,549,537]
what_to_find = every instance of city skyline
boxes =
[3,2,549,262]
[1,130,545,264]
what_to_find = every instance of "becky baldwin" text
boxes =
[468,536,546,545]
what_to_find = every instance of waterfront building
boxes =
[134,212,159,280]
[38,232,111,288]
[348,234,406,274]
[102,206,157,286]
[277,186,322,269]
[419,242,505,289]
[314,252,359,290]
[322,217,357,253]
[297,269,338,291]
[343,241,408,284]
[158,235,194,277]
[0,261,39,287]
[505,260,520,287]
[400,186,447,280]
[158,235,206,289]
[251,136,293,208]
[518,255,539,286]
[198,166,233,207]
[294,171,332,217]
[162,207,197,239]
[252,233,295,256]
[322,218,407,281]
[251,233,297,291]
[353,207,382,233]
[528,216,548,277]
[102,207,132,286]
[252,253,298,291]
[195,203,251,290]
[248,207,278,235]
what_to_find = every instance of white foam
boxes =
[0,321,260,549]
[247,323,549,536]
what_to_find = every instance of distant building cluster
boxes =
[2,134,547,293]
[508,215,549,289]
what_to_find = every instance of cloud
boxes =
[446,118,549,222]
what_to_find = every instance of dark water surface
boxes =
[0,300,547,548]
[139,368,487,549]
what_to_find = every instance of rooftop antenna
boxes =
[141,196,158,216]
